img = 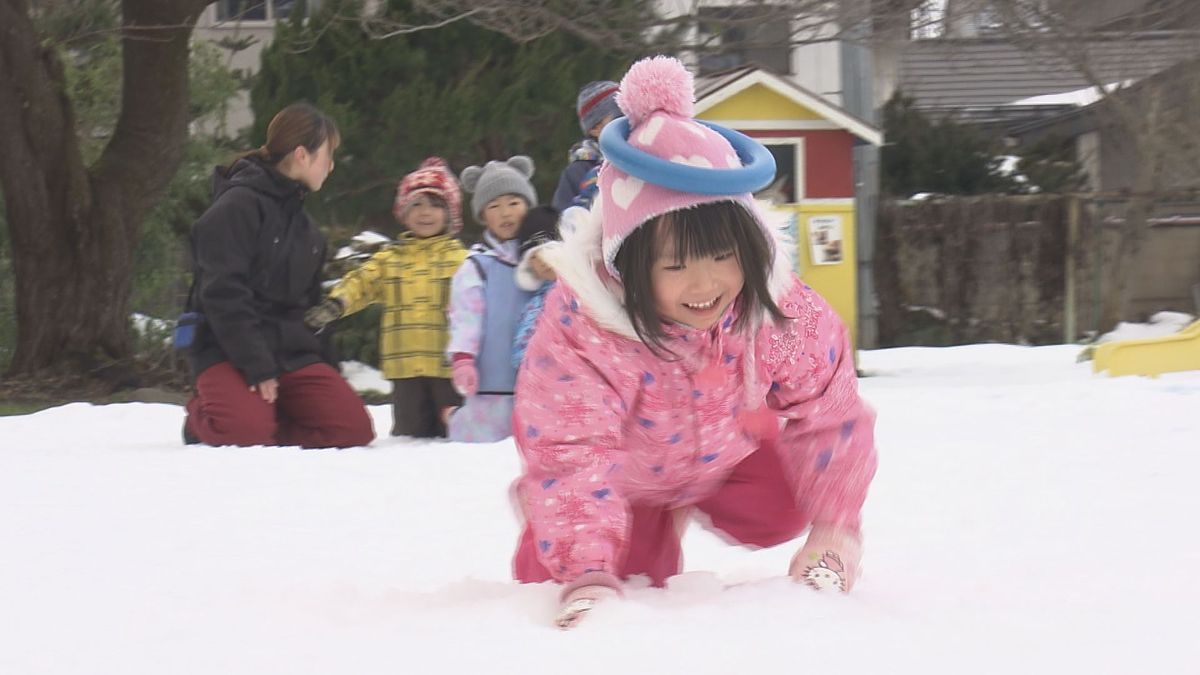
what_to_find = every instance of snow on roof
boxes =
[1007,81,1132,107]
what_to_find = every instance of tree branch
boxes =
[360,6,486,39]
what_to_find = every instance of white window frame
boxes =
[759,136,805,204]
[212,0,306,26]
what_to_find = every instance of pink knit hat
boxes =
[394,157,463,234]
[596,56,776,277]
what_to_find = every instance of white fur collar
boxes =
[515,243,561,291]
[543,201,796,342]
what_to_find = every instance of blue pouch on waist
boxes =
[172,312,205,350]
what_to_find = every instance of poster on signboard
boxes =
[807,214,844,265]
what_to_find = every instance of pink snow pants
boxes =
[513,441,810,587]
[184,361,375,449]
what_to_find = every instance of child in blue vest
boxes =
[445,156,538,442]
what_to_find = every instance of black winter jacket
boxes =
[186,157,328,385]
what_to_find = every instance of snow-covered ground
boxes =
[2,345,1198,674]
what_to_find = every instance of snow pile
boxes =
[993,154,1033,189]
[341,360,392,394]
[1096,311,1195,344]
[130,312,173,335]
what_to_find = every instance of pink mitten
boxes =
[789,525,863,593]
[451,355,478,397]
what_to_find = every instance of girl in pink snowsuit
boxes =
[510,57,878,629]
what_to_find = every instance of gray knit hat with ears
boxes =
[459,156,538,221]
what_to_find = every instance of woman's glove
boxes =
[450,355,478,397]
[789,524,863,593]
[304,297,344,331]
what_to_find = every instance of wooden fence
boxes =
[875,193,1200,346]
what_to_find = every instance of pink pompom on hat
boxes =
[596,56,776,278]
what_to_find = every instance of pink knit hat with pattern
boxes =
[394,157,463,234]
[596,56,776,278]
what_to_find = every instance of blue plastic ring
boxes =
[598,117,777,195]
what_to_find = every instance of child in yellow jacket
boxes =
[306,158,468,437]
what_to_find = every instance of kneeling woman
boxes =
[182,103,374,448]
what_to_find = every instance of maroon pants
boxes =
[513,441,810,587]
[185,361,375,449]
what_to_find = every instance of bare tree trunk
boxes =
[0,0,209,376]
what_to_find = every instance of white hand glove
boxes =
[555,584,619,630]
[789,525,863,593]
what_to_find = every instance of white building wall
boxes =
[192,4,280,135]
[654,0,845,104]
[792,37,844,106]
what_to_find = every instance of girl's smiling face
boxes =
[612,201,785,352]
[650,227,744,330]
[403,193,449,238]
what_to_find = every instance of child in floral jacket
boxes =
[510,57,878,629]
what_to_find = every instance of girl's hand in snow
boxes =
[789,524,862,593]
[555,585,619,630]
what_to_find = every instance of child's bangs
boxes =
[656,203,748,263]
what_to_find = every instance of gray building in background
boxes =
[895,32,1200,120]
[880,1,1200,191]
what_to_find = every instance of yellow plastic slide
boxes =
[1092,320,1200,377]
